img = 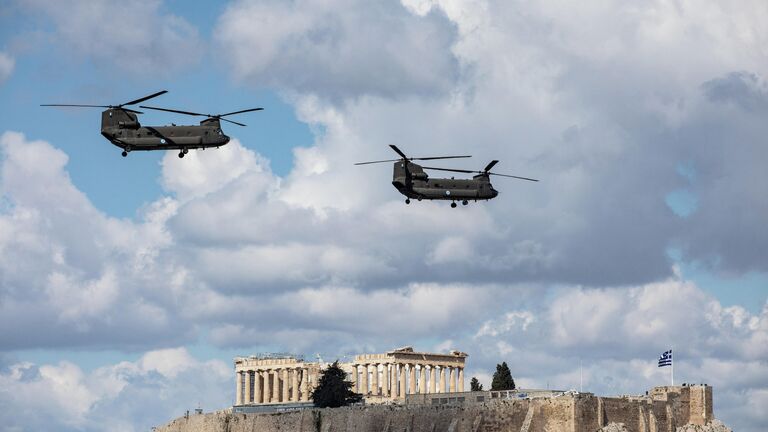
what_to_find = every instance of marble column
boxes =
[430,366,437,394]
[360,363,369,395]
[391,364,398,398]
[371,364,379,395]
[301,368,309,402]
[408,364,416,395]
[440,367,447,393]
[382,364,389,397]
[309,369,316,397]
[292,368,300,402]
[350,364,358,392]
[398,364,406,399]
[262,370,271,404]
[254,370,262,404]
[458,368,464,392]
[449,367,456,393]
[419,365,426,394]
[244,370,252,404]
[236,371,243,405]
[282,368,289,402]
[272,369,280,402]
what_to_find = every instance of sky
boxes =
[0,0,766,431]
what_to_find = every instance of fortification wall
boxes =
[157,386,715,432]
[688,385,713,426]
[158,405,485,432]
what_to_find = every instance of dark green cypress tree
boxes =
[311,361,362,408]
[470,376,483,391]
[490,362,516,390]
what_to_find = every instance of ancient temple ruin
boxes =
[233,346,468,406]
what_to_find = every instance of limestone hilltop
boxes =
[156,384,724,432]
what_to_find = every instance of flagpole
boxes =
[671,347,674,387]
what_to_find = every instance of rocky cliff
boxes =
[156,389,729,432]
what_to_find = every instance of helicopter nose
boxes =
[491,188,499,198]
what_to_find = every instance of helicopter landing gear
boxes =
[462,200,468,206]
[178,151,184,158]
[451,202,457,208]
[178,148,188,158]
[417,197,422,202]
[121,151,128,157]
[405,199,411,204]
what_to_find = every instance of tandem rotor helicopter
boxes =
[41,90,263,158]
[355,145,538,208]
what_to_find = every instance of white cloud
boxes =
[0,51,14,84]
[0,348,230,432]
[215,0,459,101]
[0,132,193,349]
[21,0,201,74]
[475,311,536,337]
[161,138,275,202]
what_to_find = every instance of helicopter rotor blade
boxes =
[412,155,472,161]
[139,105,207,117]
[389,144,408,159]
[219,117,247,127]
[489,173,539,181]
[121,90,168,107]
[484,160,499,172]
[41,104,143,114]
[40,104,111,108]
[423,165,539,181]
[354,159,402,165]
[218,108,264,117]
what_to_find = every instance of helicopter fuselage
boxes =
[100,109,230,152]
[392,161,499,201]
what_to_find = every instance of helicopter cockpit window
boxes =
[217,129,223,136]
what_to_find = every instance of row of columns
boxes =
[236,367,316,405]
[352,363,464,398]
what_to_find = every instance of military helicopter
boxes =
[355,145,538,207]
[41,91,263,158]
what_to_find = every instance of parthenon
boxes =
[234,347,467,406]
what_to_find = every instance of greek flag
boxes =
[658,349,672,367]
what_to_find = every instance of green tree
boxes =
[470,377,483,391]
[491,362,516,390]
[311,361,363,408]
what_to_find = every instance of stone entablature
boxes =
[234,347,468,407]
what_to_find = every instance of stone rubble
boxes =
[677,420,733,432]
[599,423,630,432]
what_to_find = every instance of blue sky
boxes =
[0,1,766,431]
